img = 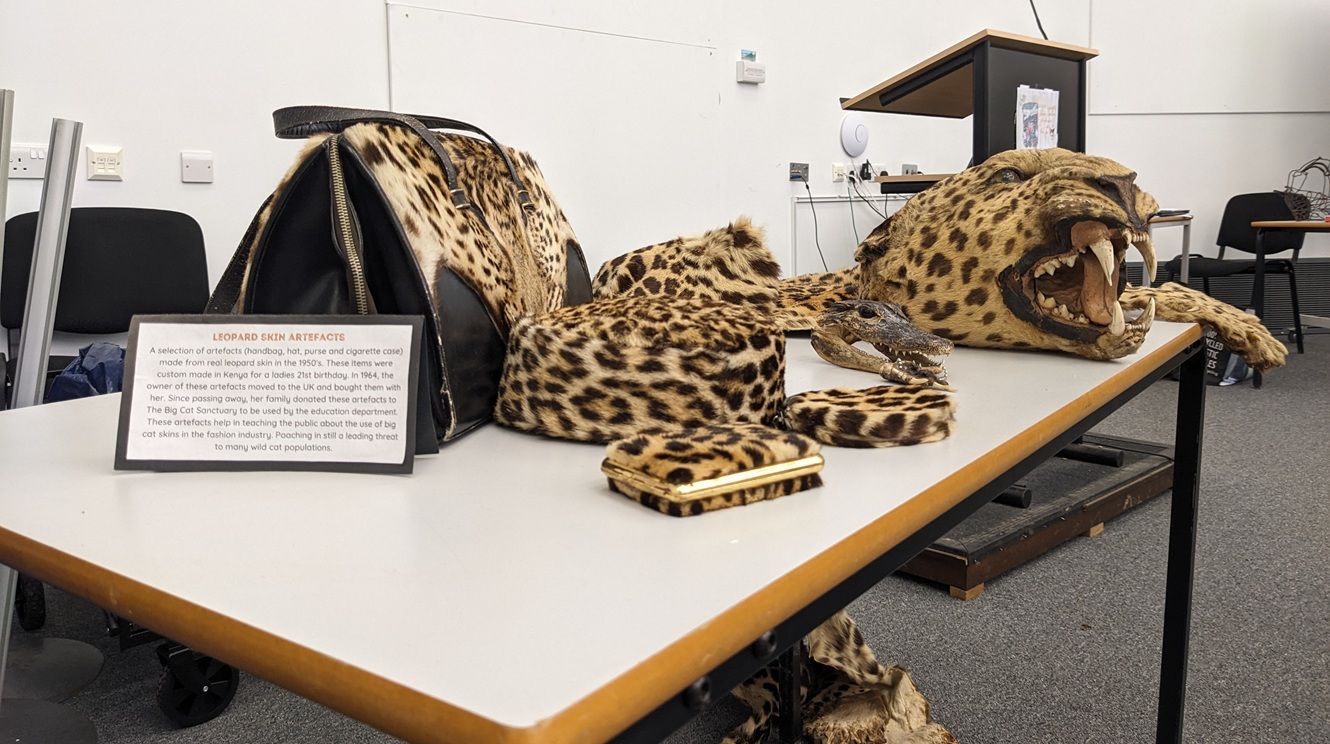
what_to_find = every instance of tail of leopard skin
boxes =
[1120,282,1288,371]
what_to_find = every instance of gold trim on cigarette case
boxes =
[601,454,825,502]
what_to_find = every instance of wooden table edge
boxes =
[0,324,1202,744]
[1250,220,1330,230]
[841,28,1097,112]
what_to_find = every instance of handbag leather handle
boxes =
[272,105,534,210]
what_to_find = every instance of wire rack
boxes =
[1279,157,1330,219]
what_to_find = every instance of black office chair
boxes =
[2,208,207,626]
[1163,192,1304,353]
[2,207,210,401]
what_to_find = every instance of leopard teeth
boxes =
[1089,238,1115,283]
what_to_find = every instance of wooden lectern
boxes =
[842,29,1097,193]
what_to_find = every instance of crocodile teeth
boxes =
[1089,238,1115,283]
[1109,301,1126,335]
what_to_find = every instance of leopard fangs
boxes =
[1135,241,1156,288]
[1088,238,1115,283]
[1110,300,1125,335]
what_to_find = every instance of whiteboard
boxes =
[1089,0,1330,114]
[387,4,727,271]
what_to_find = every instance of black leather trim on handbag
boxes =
[206,106,591,448]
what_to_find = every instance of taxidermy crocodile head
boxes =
[812,300,953,387]
[856,148,1159,360]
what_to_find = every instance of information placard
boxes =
[115,315,423,473]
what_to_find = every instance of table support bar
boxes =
[1155,347,1207,743]
[776,643,804,743]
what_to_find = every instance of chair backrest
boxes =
[1215,192,1305,256]
[1,207,208,334]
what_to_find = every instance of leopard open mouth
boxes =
[1000,217,1157,342]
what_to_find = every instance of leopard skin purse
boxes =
[602,424,824,516]
[206,106,592,447]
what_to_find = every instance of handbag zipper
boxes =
[326,135,371,315]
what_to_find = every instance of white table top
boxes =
[0,322,1200,744]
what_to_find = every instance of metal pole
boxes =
[0,110,99,741]
[1155,348,1206,744]
[10,117,81,408]
[0,90,13,282]
[0,89,15,708]
[0,117,90,719]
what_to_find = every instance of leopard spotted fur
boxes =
[494,296,786,443]
[726,611,956,744]
[604,423,822,516]
[783,386,956,448]
[218,123,587,334]
[593,218,856,332]
[1121,281,1287,371]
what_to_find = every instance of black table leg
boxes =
[776,643,804,743]
[1252,230,1268,388]
[1156,350,1207,744]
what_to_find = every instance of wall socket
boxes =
[831,163,848,182]
[788,162,809,181]
[87,145,124,181]
[902,163,920,175]
[8,143,48,179]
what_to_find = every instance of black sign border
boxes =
[115,314,423,475]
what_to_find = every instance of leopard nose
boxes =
[1089,173,1144,228]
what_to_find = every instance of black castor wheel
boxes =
[155,646,239,727]
[14,574,46,631]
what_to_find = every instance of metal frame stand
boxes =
[0,103,100,741]
[1155,348,1206,742]
[610,338,1207,744]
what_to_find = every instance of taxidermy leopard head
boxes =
[857,148,1160,360]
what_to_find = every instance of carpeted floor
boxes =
[19,337,1329,743]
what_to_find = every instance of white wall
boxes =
[0,0,390,286]
[2,0,1326,296]
[1085,0,1330,259]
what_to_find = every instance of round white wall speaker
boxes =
[840,113,869,158]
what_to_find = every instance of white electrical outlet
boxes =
[8,143,48,179]
[831,163,848,183]
[180,150,214,183]
[86,145,124,181]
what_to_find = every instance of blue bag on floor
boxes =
[45,342,125,403]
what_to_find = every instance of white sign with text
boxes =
[117,319,419,471]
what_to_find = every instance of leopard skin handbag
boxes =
[207,106,593,447]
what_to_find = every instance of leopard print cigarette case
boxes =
[602,423,824,517]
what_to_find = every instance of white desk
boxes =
[0,323,1205,743]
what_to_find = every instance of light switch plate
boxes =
[180,150,214,183]
[87,145,124,181]
[9,143,48,179]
